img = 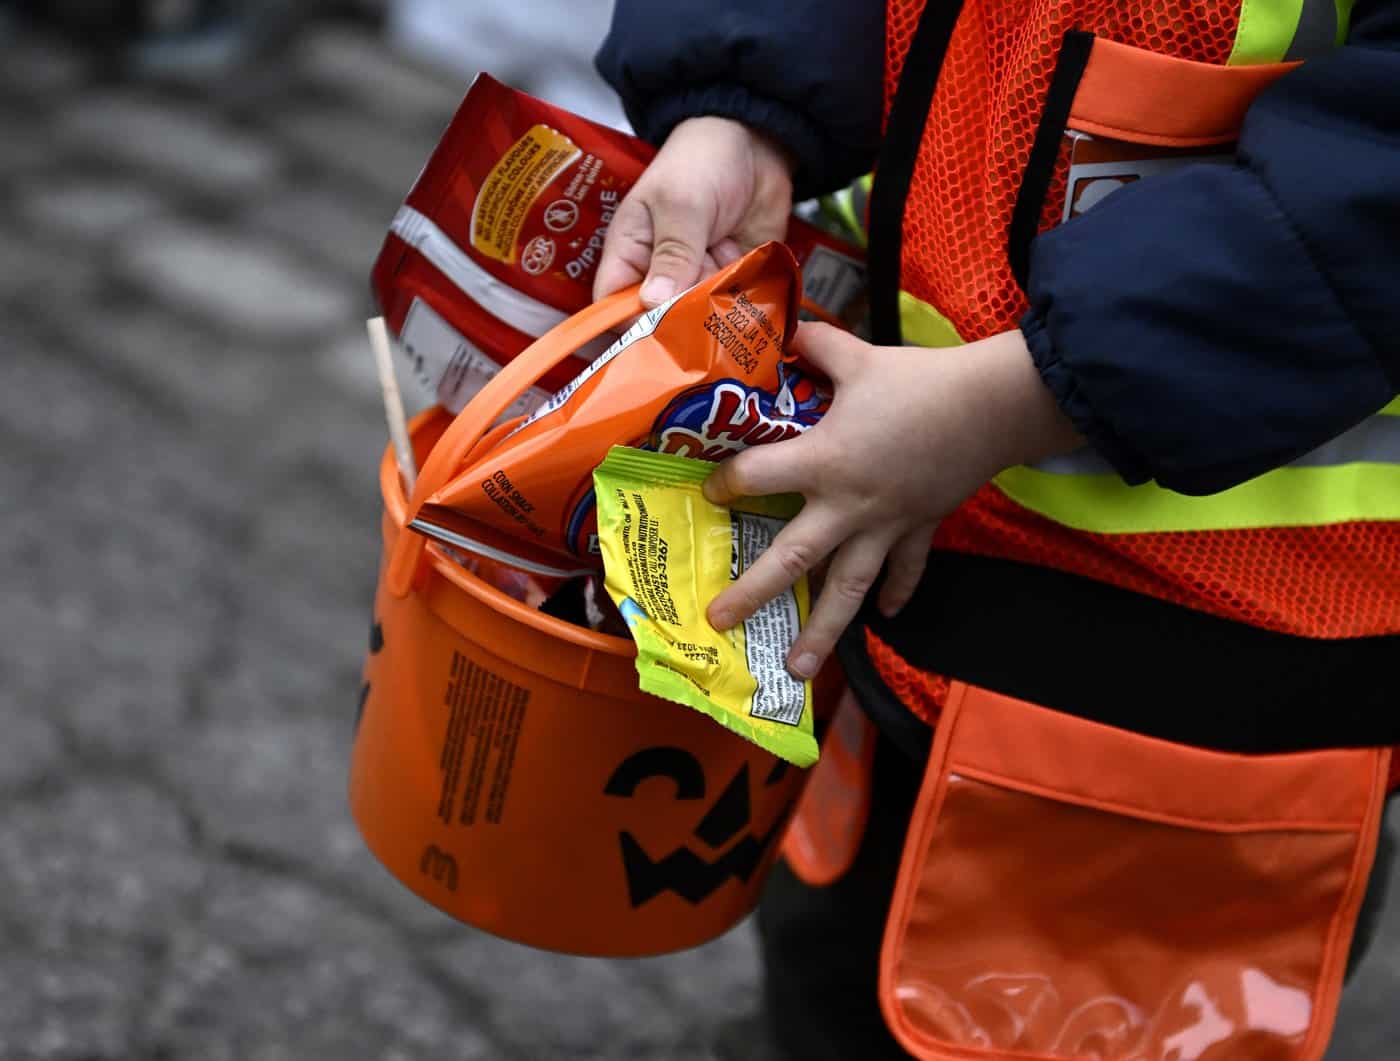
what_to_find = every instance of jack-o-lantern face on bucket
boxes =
[352,403,839,957]
[355,618,385,735]
[604,746,797,907]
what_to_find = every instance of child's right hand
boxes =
[703,323,1085,682]
[593,116,795,307]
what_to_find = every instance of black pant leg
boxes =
[756,736,923,1061]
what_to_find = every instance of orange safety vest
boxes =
[782,3,1399,1058]
[859,0,1400,722]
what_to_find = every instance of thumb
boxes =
[593,193,652,302]
[790,321,867,383]
[640,192,714,306]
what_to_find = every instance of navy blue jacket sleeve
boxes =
[1021,0,1400,495]
[594,0,884,200]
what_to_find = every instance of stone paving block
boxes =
[428,921,763,1058]
[272,105,439,201]
[202,859,465,965]
[227,470,383,649]
[314,326,391,409]
[45,296,276,420]
[157,668,478,938]
[0,712,65,793]
[14,467,232,681]
[0,946,142,1061]
[0,109,62,179]
[118,220,354,339]
[63,671,190,765]
[145,865,495,1061]
[352,850,476,938]
[18,175,168,244]
[0,780,205,951]
[161,708,358,858]
[0,221,105,309]
[252,464,383,573]
[198,590,368,727]
[244,181,398,278]
[0,376,236,762]
[431,930,691,1058]
[245,376,390,493]
[194,54,305,123]
[0,571,88,712]
[296,23,464,129]
[0,28,89,97]
[0,321,153,452]
[0,333,231,703]
[3,572,211,761]
[56,91,282,196]
[158,705,390,907]
[631,918,765,1017]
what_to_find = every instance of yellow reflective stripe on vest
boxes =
[1336,0,1357,45]
[899,290,964,347]
[818,174,873,249]
[893,288,1400,532]
[1230,0,1348,64]
[1007,399,1400,532]
[996,459,1400,532]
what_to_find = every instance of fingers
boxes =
[702,437,813,506]
[789,321,869,383]
[877,522,935,617]
[707,503,849,634]
[787,532,892,678]
[639,187,715,306]
[711,238,743,268]
[593,193,653,301]
[595,184,728,306]
[731,201,789,253]
[594,115,795,307]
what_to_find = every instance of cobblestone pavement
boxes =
[1,11,1396,1061]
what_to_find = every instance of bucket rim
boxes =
[381,432,639,660]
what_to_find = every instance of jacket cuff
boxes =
[1020,307,1152,486]
[630,84,847,201]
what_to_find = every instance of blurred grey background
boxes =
[0,1,1395,1059]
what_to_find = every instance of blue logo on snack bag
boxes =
[562,361,828,555]
[653,361,828,462]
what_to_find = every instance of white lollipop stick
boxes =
[366,317,417,493]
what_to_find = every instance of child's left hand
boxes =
[703,321,1083,680]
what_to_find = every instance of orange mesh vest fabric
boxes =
[878,0,1400,657]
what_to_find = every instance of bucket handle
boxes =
[386,285,646,598]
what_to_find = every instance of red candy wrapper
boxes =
[370,73,866,416]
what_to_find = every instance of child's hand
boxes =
[704,323,1083,680]
[594,116,794,307]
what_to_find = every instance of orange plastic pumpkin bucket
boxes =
[349,288,828,956]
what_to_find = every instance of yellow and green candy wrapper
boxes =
[593,446,818,768]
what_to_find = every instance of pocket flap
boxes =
[951,686,1379,832]
[1070,38,1298,146]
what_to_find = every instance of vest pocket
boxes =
[1008,34,1297,290]
[879,682,1389,1061]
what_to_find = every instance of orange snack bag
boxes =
[424,242,829,561]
